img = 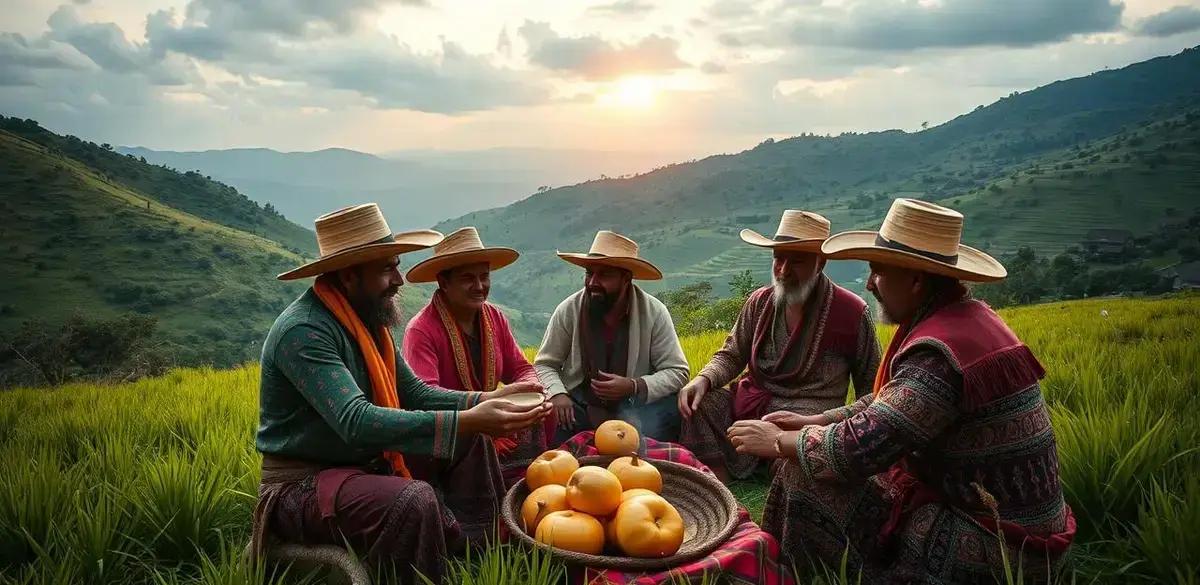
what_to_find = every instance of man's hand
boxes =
[761,411,828,431]
[459,398,551,438]
[591,371,635,401]
[549,394,575,430]
[726,420,783,458]
[485,380,545,401]
[678,376,711,418]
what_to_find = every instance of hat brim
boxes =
[405,247,520,283]
[277,230,444,281]
[556,253,663,280]
[820,231,1006,282]
[740,229,825,253]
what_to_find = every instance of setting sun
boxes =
[598,76,659,109]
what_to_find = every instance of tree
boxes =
[728,270,759,300]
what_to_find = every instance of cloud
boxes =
[178,0,421,38]
[588,0,655,16]
[519,21,688,80]
[1133,5,1200,37]
[775,0,1124,51]
[0,32,89,73]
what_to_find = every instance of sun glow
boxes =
[598,76,659,109]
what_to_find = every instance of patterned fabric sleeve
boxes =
[697,293,759,389]
[795,349,961,484]
[274,324,461,459]
[850,306,883,400]
[822,393,874,423]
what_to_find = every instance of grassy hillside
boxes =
[437,46,1200,320]
[2,294,1196,584]
[0,118,315,255]
[0,128,309,369]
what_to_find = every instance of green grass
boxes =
[1,294,1198,583]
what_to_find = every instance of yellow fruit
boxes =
[612,494,684,558]
[607,454,663,493]
[565,466,623,517]
[534,510,605,555]
[621,488,659,503]
[595,420,640,456]
[526,450,579,489]
[521,484,569,533]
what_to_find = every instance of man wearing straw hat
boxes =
[534,230,690,443]
[252,204,551,582]
[677,210,881,482]
[729,199,1074,582]
[402,226,555,486]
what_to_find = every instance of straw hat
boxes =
[405,227,519,283]
[820,198,1006,282]
[740,210,831,253]
[557,231,662,280]
[277,203,444,281]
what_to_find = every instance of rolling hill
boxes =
[0,124,313,370]
[436,46,1200,328]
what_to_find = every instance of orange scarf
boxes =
[313,276,412,478]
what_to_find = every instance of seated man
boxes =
[730,199,1075,583]
[253,204,550,583]
[402,227,553,485]
[678,210,881,481]
[535,230,689,443]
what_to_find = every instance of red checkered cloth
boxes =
[554,431,794,585]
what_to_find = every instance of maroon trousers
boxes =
[263,434,505,583]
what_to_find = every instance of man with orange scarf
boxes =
[402,227,554,486]
[728,200,1075,583]
[252,204,550,583]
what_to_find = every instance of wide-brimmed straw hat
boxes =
[277,203,444,281]
[820,198,1006,282]
[740,210,831,253]
[557,230,662,280]
[405,227,519,283]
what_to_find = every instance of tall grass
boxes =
[0,294,1197,583]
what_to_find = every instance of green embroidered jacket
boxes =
[255,289,483,464]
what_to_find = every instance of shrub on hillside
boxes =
[0,312,171,387]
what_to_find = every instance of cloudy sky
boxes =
[3,0,1200,157]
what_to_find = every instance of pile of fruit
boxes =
[521,421,685,558]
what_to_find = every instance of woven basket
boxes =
[501,455,739,571]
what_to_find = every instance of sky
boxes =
[3,0,1200,159]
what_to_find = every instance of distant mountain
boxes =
[433,46,1200,331]
[120,145,687,231]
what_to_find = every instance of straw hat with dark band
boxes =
[405,226,519,283]
[740,210,831,253]
[277,203,444,281]
[820,198,1006,282]
[557,230,662,280]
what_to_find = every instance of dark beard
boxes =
[587,288,612,318]
[349,287,403,330]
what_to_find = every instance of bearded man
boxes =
[534,230,690,443]
[678,210,881,481]
[731,199,1074,583]
[252,204,550,583]
[402,227,554,486]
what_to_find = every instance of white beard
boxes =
[772,274,817,308]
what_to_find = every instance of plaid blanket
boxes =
[556,431,794,585]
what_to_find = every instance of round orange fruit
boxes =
[620,488,659,503]
[565,466,623,517]
[534,510,604,555]
[595,420,639,456]
[607,454,662,493]
[526,450,579,489]
[521,484,569,533]
[612,493,685,558]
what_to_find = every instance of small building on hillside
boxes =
[1083,228,1133,257]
